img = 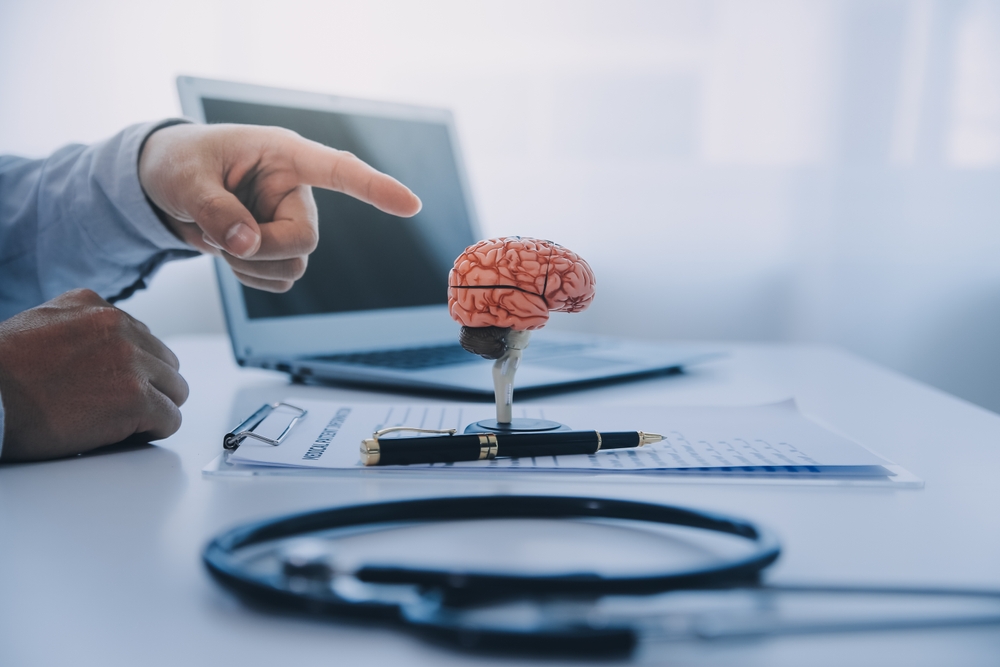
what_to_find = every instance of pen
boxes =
[360,428,663,466]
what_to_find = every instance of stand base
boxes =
[464,418,571,434]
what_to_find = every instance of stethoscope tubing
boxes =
[205,494,782,598]
[203,495,1000,656]
[203,494,781,656]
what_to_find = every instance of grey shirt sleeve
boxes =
[0,119,200,458]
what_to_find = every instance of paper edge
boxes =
[202,453,924,488]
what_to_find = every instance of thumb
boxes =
[193,189,261,259]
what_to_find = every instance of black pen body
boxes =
[373,434,487,466]
[366,430,648,466]
[499,431,600,458]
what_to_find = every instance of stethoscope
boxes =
[203,495,1000,657]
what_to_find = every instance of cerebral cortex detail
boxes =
[448,237,596,331]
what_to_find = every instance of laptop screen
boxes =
[200,98,476,320]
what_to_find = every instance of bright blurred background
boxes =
[1,0,998,412]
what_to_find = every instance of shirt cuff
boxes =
[114,118,195,253]
[0,388,6,460]
[82,119,200,303]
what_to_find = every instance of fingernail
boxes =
[225,223,258,258]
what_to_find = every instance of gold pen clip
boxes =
[360,426,457,466]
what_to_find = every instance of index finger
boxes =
[290,137,422,218]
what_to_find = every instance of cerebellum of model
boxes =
[448,237,596,427]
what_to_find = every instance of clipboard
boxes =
[223,402,308,450]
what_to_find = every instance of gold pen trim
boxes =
[360,438,381,466]
[637,431,664,447]
[478,434,498,460]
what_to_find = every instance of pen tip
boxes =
[639,432,664,446]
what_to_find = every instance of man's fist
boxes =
[138,123,422,293]
[0,289,188,461]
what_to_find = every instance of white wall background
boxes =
[2,0,999,412]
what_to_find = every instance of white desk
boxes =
[2,336,999,666]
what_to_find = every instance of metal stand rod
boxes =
[492,330,531,424]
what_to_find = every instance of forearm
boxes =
[0,120,199,321]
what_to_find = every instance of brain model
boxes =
[448,237,596,359]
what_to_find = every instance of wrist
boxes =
[137,120,194,244]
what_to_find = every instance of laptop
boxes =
[176,76,720,397]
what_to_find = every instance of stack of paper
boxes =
[204,399,918,486]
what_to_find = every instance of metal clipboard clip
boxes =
[223,402,308,451]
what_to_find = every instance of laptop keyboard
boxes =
[312,340,594,371]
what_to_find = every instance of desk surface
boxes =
[2,336,999,666]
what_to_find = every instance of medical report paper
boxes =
[221,399,895,476]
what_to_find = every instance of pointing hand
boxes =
[138,123,422,292]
